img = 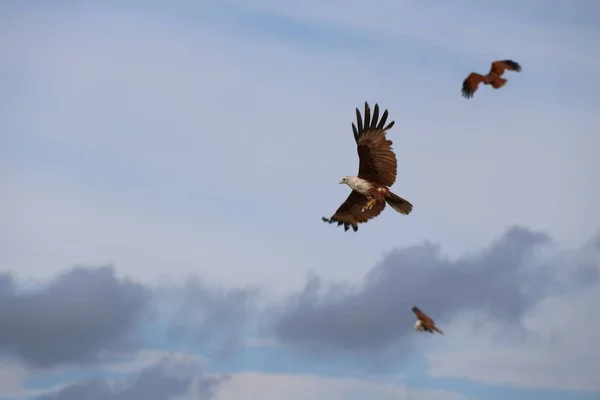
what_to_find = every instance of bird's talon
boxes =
[362,198,377,212]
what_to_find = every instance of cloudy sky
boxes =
[1,0,599,399]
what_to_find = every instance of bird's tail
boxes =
[433,326,444,335]
[491,77,507,89]
[384,191,413,215]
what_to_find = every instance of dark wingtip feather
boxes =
[323,217,359,232]
[376,109,389,130]
[371,104,380,129]
[504,59,522,72]
[355,108,363,134]
[461,74,476,99]
[461,85,474,99]
[363,102,371,132]
[354,102,394,139]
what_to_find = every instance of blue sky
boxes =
[1,1,599,399]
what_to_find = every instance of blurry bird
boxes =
[412,306,444,335]
[461,60,522,99]
[322,102,413,232]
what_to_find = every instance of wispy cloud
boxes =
[202,0,600,72]
[34,357,224,400]
[214,372,467,400]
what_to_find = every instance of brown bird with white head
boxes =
[461,59,522,99]
[412,306,444,335]
[322,102,413,232]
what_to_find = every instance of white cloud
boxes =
[0,349,209,399]
[0,354,466,400]
[425,282,600,392]
[212,372,468,400]
[0,358,73,399]
[0,359,38,398]
[99,348,208,374]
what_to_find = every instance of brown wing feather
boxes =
[412,306,435,327]
[352,102,398,187]
[322,190,386,232]
[489,59,522,76]
[461,72,489,99]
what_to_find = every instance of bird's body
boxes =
[461,59,521,99]
[491,77,507,88]
[412,306,444,335]
[414,320,425,332]
[322,102,413,232]
[339,176,390,204]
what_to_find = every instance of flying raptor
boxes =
[322,102,413,232]
[412,306,444,335]
[461,59,522,99]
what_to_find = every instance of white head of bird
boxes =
[338,176,370,194]
[339,176,357,185]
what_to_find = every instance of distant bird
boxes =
[461,59,522,99]
[322,102,413,232]
[412,306,444,335]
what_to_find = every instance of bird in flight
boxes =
[461,59,522,99]
[322,102,413,232]
[412,306,444,335]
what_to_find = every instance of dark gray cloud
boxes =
[270,226,600,358]
[0,265,151,367]
[3,225,598,381]
[0,263,260,369]
[34,358,226,400]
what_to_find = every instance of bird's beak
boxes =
[338,180,344,184]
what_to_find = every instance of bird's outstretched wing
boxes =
[322,190,386,232]
[461,72,491,99]
[412,306,435,326]
[489,59,521,76]
[353,102,398,187]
